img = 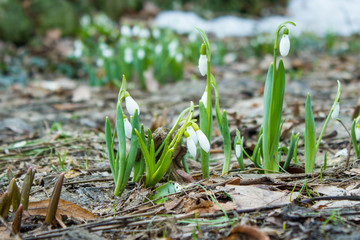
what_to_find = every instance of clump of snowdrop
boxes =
[75,15,209,87]
[121,25,132,37]
[124,48,133,64]
[137,49,145,60]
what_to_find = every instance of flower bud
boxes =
[279,30,290,57]
[200,91,207,109]
[331,102,340,119]
[198,43,207,76]
[186,126,198,144]
[124,93,140,116]
[185,133,197,157]
[235,141,241,158]
[355,123,360,141]
[123,115,132,139]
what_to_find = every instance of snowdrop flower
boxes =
[132,25,141,37]
[96,58,104,67]
[80,15,90,28]
[192,123,210,153]
[73,40,83,58]
[184,132,197,157]
[331,102,340,119]
[235,140,241,158]
[279,28,290,57]
[175,53,183,63]
[124,48,133,64]
[155,44,162,55]
[137,49,145,60]
[99,43,113,57]
[152,28,160,39]
[121,25,132,37]
[200,90,207,109]
[186,126,198,144]
[139,28,150,39]
[168,40,178,57]
[123,115,132,139]
[355,123,360,141]
[198,43,207,76]
[124,92,140,116]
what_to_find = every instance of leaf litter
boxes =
[1,43,360,240]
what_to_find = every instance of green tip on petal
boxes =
[200,43,206,55]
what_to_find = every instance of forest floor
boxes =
[1,37,360,240]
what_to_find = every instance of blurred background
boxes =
[0,0,359,89]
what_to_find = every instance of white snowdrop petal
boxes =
[198,55,207,76]
[200,91,207,109]
[124,48,133,63]
[235,144,241,158]
[279,34,290,57]
[331,103,340,119]
[137,49,145,59]
[124,118,132,139]
[186,137,197,158]
[187,127,198,144]
[125,96,140,116]
[355,126,360,141]
[121,25,132,37]
[196,130,210,153]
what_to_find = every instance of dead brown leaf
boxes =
[218,185,290,210]
[227,224,270,240]
[28,199,98,222]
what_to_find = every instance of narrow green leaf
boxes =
[195,27,211,61]
[105,117,116,182]
[283,132,298,171]
[305,94,317,173]
[262,63,274,171]
[351,117,360,157]
[115,102,126,182]
[150,149,174,187]
[221,110,232,174]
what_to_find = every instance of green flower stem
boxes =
[155,105,193,157]
[272,21,296,81]
[351,116,360,157]
[314,80,341,154]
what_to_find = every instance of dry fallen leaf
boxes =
[218,185,290,210]
[28,199,97,222]
[72,86,91,102]
[227,224,270,240]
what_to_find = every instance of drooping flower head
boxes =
[331,102,340,119]
[279,27,290,57]
[198,43,207,76]
[184,131,197,157]
[235,138,241,158]
[192,123,210,153]
[123,115,132,139]
[124,91,140,116]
